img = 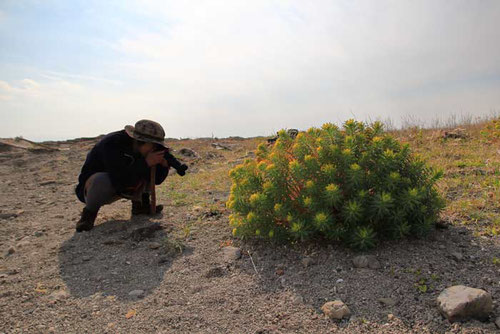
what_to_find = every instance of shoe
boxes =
[76,208,98,232]
[132,193,164,215]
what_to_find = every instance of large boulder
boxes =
[437,285,493,322]
[321,300,351,320]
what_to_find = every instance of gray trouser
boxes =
[84,173,122,212]
[84,172,150,212]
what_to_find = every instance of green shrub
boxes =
[226,120,445,250]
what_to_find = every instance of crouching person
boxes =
[74,119,188,232]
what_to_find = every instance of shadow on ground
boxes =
[238,225,500,332]
[58,216,190,301]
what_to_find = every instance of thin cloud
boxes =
[0,0,499,140]
[39,70,123,86]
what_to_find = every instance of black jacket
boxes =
[75,130,169,203]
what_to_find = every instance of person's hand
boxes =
[145,150,165,167]
[160,158,170,169]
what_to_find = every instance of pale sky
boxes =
[1,0,499,141]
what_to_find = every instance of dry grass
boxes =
[393,118,500,236]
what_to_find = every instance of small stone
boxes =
[435,220,449,229]
[16,240,30,248]
[321,300,351,320]
[179,148,197,157]
[437,285,493,322]
[378,298,396,307]
[336,279,344,284]
[33,231,44,237]
[451,252,463,261]
[82,256,91,262]
[439,244,446,250]
[205,266,225,278]
[0,212,17,220]
[301,257,314,268]
[222,246,241,262]
[7,269,19,275]
[6,246,15,255]
[40,180,56,186]
[352,255,381,269]
[148,242,162,250]
[292,295,304,304]
[128,290,145,298]
[49,290,70,301]
[276,269,284,276]
[102,239,124,245]
[495,316,500,329]
[129,223,162,241]
[387,314,395,321]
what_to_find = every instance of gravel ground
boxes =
[0,137,499,333]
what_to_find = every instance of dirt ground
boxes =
[0,135,499,333]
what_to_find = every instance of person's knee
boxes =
[84,173,118,211]
[86,173,116,201]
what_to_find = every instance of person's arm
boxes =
[101,143,150,191]
[155,163,169,185]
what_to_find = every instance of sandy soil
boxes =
[0,137,499,333]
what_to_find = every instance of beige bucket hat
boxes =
[124,119,168,148]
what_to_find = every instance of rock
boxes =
[205,266,225,278]
[437,285,493,322]
[179,148,197,157]
[128,290,145,298]
[378,298,396,307]
[301,257,314,268]
[495,316,500,329]
[148,242,162,250]
[6,246,15,255]
[7,269,19,275]
[222,246,241,262]
[82,256,91,262]
[129,223,162,241]
[435,220,449,229]
[352,255,381,269]
[451,252,463,261]
[336,279,344,284]
[387,313,395,321]
[49,290,70,301]
[40,180,56,186]
[321,300,351,320]
[443,128,467,139]
[16,240,30,248]
[102,239,124,246]
[292,295,304,304]
[0,212,18,219]
[211,142,232,150]
[276,269,284,276]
